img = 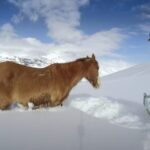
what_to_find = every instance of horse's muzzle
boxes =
[94,77,100,88]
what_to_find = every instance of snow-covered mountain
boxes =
[0,56,50,67]
[0,55,68,68]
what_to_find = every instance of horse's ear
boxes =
[92,54,95,60]
[86,56,90,59]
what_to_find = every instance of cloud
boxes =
[139,3,150,19]
[0,23,55,57]
[0,23,126,57]
[80,28,126,56]
[139,23,150,33]
[133,3,150,20]
[7,0,127,56]
[9,0,89,43]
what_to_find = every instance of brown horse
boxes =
[0,54,100,110]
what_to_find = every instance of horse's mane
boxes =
[75,57,90,62]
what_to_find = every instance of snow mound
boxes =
[69,95,149,129]
[70,97,120,120]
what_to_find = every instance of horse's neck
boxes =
[60,61,85,88]
[47,61,85,89]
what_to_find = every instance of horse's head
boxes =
[84,54,100,88]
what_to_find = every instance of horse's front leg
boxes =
[50,100,63,107]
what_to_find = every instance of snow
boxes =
[69,95,147,129]
[0,109,146,150]
[100,63,150,104]
[0,57,150,150]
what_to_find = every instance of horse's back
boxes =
[0,61,41,75]
[0,61,44,102]
[0,61,23,79]
[0,61,24,71]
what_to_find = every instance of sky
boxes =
[0,0,150,74]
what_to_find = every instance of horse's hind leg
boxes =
[33,101,52,109]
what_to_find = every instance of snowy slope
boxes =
[100,63,150,104]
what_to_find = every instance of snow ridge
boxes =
[69,95,149,129]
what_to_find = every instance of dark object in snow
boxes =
[143,93,150,115]
[0,54,100,110]
[148,33,150,41]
